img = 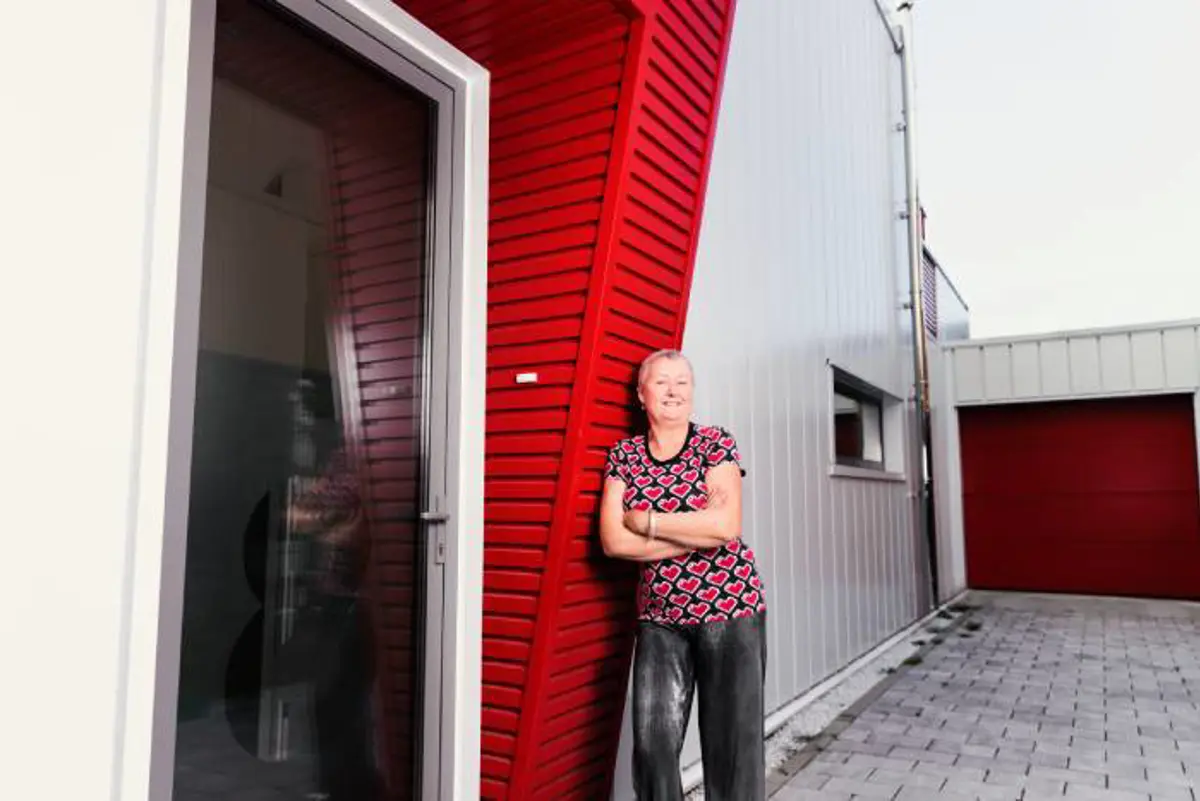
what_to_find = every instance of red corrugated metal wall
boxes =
[392,1,738,797]
[960,395,1200,600]
[513,4,740,797]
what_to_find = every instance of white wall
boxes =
[0,4,490,800]
[0,2,211,799]
[610,3,926,793]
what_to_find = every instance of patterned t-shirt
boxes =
[605,423,767,626]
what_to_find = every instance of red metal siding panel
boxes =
[483,22,634,793]
[385,1,738,796]
[960,395,1200,600]
[512,2,739,798]
[390,3,634,796]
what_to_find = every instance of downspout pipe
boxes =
[895,2,938,606]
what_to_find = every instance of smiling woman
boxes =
[599,349,768,801]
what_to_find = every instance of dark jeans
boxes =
[632,612,767,801]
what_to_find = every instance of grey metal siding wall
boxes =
[680,0,927,756]
[930,266,970,598]
[948,321,1200,404]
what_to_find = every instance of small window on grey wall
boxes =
[832,369,885,470]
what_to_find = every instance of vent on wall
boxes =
[922,250,939,339]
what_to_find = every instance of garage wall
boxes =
[961,395,1200,599]
[950,320,1200,405]
[936,320,1200,601]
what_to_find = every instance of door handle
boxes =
[420,510,451,523]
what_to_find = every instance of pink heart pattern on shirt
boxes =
[603,423,767,626]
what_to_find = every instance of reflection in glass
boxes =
[173,2,431,799]
[833,388,884,468]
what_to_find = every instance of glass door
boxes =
[172,1,444,799]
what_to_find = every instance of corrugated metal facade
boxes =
[948,321,1200,405]
[391,2,738,797]
[674,0,929,769]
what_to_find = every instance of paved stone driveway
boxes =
[774,593,1200,801]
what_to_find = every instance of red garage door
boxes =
[960,395,1200,600]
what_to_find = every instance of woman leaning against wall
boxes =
[600,349,768,801]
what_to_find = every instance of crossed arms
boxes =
[598,462,743,562]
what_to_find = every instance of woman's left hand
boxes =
[624,508,650,536]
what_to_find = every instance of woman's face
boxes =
[638,356,694,425]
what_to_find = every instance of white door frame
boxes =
[118,2,487,800]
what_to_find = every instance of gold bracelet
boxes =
[648,510,658,541]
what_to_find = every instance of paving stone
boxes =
[867,768,945,790]
[1067,752,1108,773]
[845,753,918,773]
[1028,751,1071,769]
[821,776,901,798]
[956,754,1028,772]
[1144,768,1195,788]
[913,762,985,782]
[1021,776,1069,796]
[812,749,849,765]
[1142,742,1186,759]
[1027,762,1106,787]
[900,790,980,801]
[773,598,1200,801]
[808,762,875,781]
[885,746,955,767]
[782,772,832,790]
[1000,738,1039,755]
[1108,774,1196,800]
[772,787,854,801]
[982,769,1029,787]
[942,778,1022,800]
[828,736,890,755]
[870,732,935,750]
[1063,785,1150,801]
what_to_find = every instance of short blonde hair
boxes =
[637,349,694,388]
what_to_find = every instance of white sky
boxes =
[915,0,1200,338]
